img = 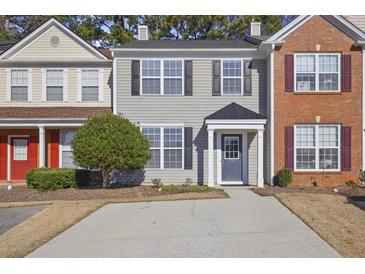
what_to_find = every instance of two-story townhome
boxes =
[112,15,365,187]
[0,18,112,182]
[260,15,365,186]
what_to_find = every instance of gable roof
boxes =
[205,102,266,120]
[263,15,365,45]
[0,18,109,60]
[112,39,257,50]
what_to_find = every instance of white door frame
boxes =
[216,130,248,185]
[7,135,30,181]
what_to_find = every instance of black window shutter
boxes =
[243,60,252,95]
[212,60,221,96]
[184,60,193,96]
[131,60,140,96]
[184,127,193,169]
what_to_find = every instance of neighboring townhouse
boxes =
[0,18,112,182]
[260,15,365,186]
[112,16,365,187]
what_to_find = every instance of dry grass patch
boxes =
[0,190,228,258]
[276,193,365,258]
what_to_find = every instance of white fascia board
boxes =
[205,119,267,125]
[110,48,258,52]
[1,18,108,60]
[335,15,365,40]
[207,124,265,130]
[265,15,311,43]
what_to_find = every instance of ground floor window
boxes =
[142,126,183,169]
[60,130,76,168]
[295,124,340,171]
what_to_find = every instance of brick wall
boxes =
[274,16,363,186]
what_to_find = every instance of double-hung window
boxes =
[222,60,242,95]
[60,130,76,168]
[295,125,340,171]
[295,53,340,92]
[142,126,183,169]
[46,69,63,101]
[82,69,99,101]
[11,69,28,101]
[141,60,183,95]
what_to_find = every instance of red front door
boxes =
[10,137,30,180]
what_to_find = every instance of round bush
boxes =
[277,168,293,187]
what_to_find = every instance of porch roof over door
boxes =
[205,102,267,130]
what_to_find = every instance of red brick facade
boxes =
[274,16,363,186]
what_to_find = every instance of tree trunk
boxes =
[101,168,111,188]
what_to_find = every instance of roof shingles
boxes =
[205,102,266,120]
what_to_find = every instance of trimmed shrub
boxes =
[26,168,91,192]
[277,168,293,187]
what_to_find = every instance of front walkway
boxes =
[28,187,340,257]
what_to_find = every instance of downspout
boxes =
[270,44,275,185]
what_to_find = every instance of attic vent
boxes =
[50,36,60,47]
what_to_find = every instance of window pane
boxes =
[11,87,28,101]
[319,73,338,91]
[164,128,182,148]
[223,60,241,77]
[296,125,315,147]
[62,151,76,168]
[82,69,98,86]
[61,131,76,149]
[319,126,338,147]
[319,148,338,169]
[319,55,338,72]
[296,148,315,169]
[142,60,160,77]
[47,70,63,86]
[164,60,182,77]
[164,79,182,94]
[296,73,315,91]
[296,55,315,73]
[11,70,28,86]
[142,127,160,147]
[223,79,241,94]
[47,87,63,101]
[164,149,182,168]
[82,87,99,101]
[224,136,240,159]
[13,139,27,161]
[142,79,160,94]
[146,149,160,169]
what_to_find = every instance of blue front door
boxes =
[221,135,242,182]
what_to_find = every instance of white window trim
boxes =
[7,68,32,102]
[140,59,185,96]
[294,53,341,92]
[221,59,243,95]
[59,129,76,168]
[79,68,101,102]
[294,124,341,172]
[140,124,185,170]
[42,68,66,102]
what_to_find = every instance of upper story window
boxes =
[82,69,99,101]
[11,69,28,101]
[295,53,340,92]
[141,59,183,95]
[295,124,340,171]
[46,69,63,101]
[222,60,242,95]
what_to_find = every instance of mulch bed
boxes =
[252,185,365,198]
[0,185,191,203]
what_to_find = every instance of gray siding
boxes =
[344,15,365,33]
[116,59,268,184]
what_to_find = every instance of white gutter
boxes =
[110,48,258,52]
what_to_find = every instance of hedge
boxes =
[26,168,91,192]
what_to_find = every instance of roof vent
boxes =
[50,36,60,47]
[138,25,149,40]
[250,19,261,36]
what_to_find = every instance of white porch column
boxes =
[38,126,45,168]
[257,129,264,188]
[208,128,215,187]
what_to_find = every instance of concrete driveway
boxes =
[28,187,340,257]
